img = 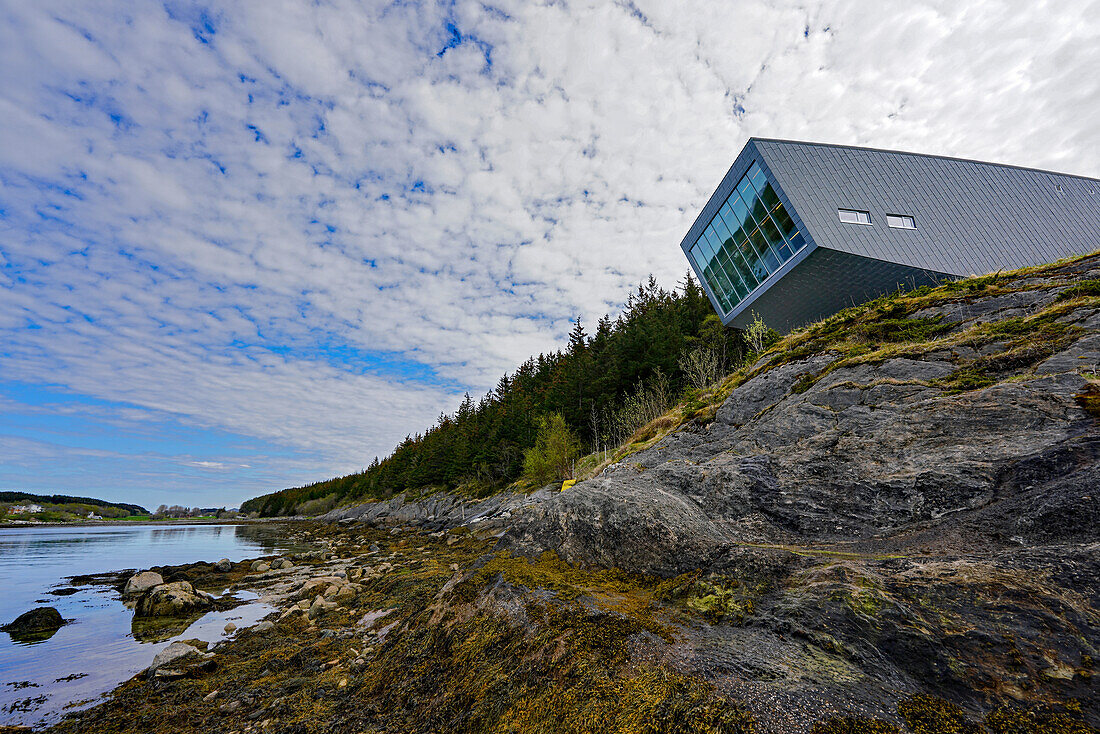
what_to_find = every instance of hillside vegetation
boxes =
[243,275,749,516]
[0,490,149,522]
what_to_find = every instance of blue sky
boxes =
[1,1,1098,509]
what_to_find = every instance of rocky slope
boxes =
[43,254,1100,734]
[497,254,1100,730]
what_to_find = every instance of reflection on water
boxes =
[0,523,300,727]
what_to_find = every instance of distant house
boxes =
[9,504,43,514]
[87,512,102,520]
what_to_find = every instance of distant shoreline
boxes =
[0,518,297,529]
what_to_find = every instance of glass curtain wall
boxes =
[688,161,807,315]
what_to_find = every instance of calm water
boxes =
[0,523,305,728]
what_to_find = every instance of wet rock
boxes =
[134,581,213,618]
[213,558,233,573]
[2,607,65,640]
[223,622,236,633]
[146,641,213,678]
[48,587,80,596]
[254,620,274,633]
[308,597,337,620]
[250,560,271,573]
[123,571,164,596]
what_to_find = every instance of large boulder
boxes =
[123,570,164,596]
[134,581,213,618]
[2,607,65,639]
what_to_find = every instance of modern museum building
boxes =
[680,139,1100,330]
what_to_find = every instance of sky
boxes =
[2,1,1099,510]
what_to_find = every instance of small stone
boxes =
[338,678,348,688]
[204,690,219,702]
[254,621,274,633]
[224,622,237,633]
[214,558,233,573]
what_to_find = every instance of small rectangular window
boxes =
[838,208,871,225]
[886,214,916,229]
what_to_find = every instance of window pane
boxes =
[714,288,732,313]
[690,243,706,270]
[719,243,750,299]
[728,229,759,289]
[709,214,735,248]
[761,215,785,250]
[886,214,916,229]
[736,178,757,212]
[736,236,763,287]
[759,182,781,211]
[700,229,720,263]
[727,195,753,233]
[711,243,737,292]
[701,263,719,293]
[748,162,768,193]
[788,231,807,252]
[718,257,749,301]
[751,193,769,224]
[708,254,735,295]
[749,227,779,274]
[772,204,798,239]
[838,208,871,224]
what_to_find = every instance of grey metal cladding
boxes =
[726,247,952,331]
[752,139,1100,276]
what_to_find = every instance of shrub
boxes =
[523,414,582,485]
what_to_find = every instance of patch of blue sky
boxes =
[231,339,459,390]
[436,19,494,71]
[60,86,137,131]
[0,381,288,459]
[162,2,217,45]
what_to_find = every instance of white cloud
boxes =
[1,0,1098,503]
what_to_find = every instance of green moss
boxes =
[1055,279,1100,302]
[654,572,765,626]
[855,317,953,344]
[985,705,1099,734]
[898,695,984,734]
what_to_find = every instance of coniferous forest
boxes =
[242,274,748,516]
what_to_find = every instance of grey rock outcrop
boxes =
[123,571,164,596]
[134,581,213,618]
[146,641,214,678]
[501,262,1100,575]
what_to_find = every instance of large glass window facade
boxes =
[688,161,807,315]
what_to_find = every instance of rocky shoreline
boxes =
[24,521,498,734]
[20,256,1100,734]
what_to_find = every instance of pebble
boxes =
[224,622,237,633]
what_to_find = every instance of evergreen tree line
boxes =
[241,274,749,516]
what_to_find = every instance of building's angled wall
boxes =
[754,139,1100,277]
[727,247,952,331]
[677,141,820,324]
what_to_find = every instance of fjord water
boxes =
[0,523,300,727]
